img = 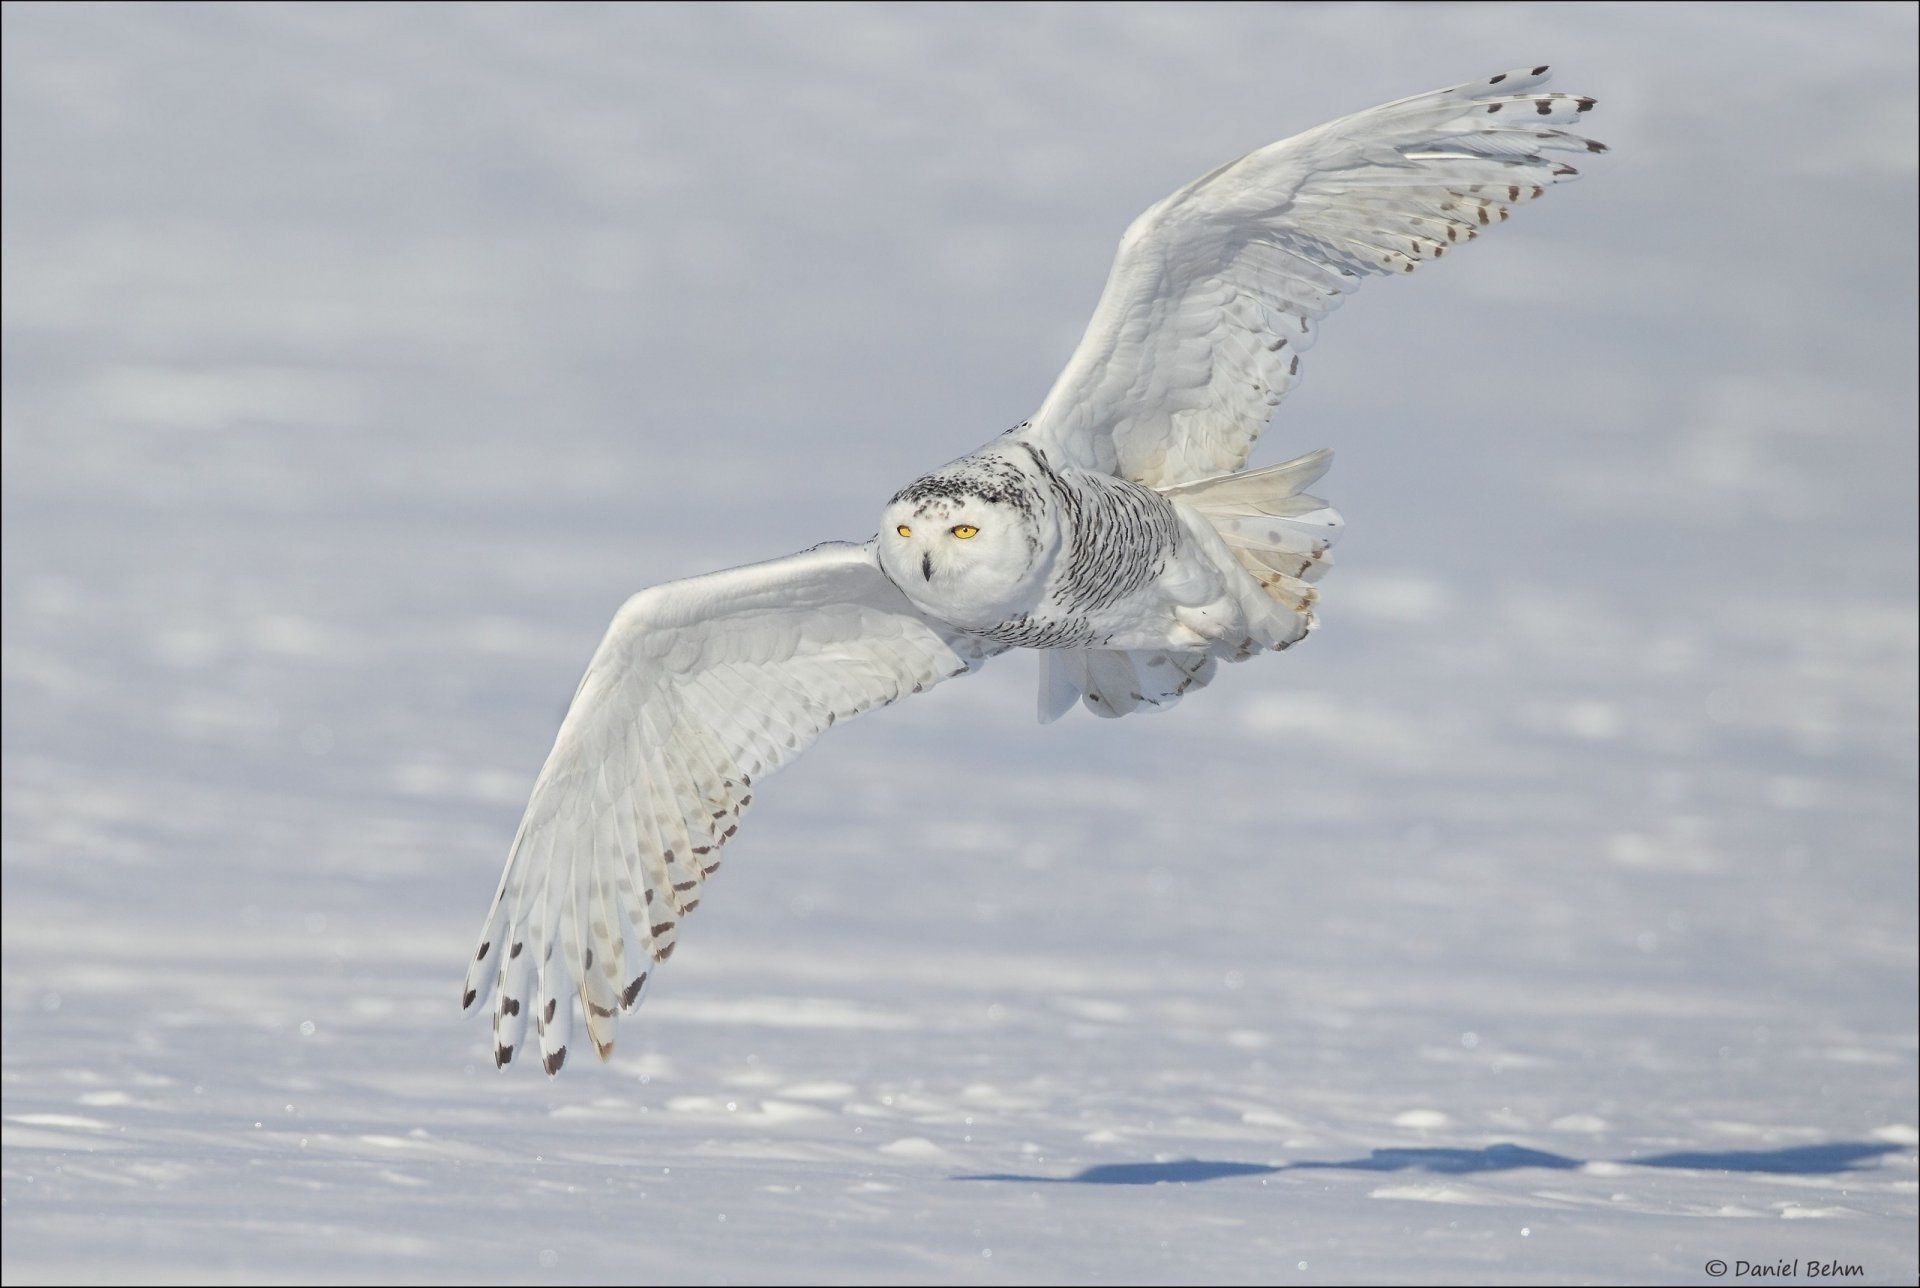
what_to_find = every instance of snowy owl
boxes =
[464,66,1604,1073]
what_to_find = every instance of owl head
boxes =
[878,456,1058,630]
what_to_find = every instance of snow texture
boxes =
[3,4,1915,1284]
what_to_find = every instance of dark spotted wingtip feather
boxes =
[543,1046,567,1077]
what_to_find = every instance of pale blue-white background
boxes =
[4,3,1915,1283]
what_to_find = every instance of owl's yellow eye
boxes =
[951,525,979,539]
[896,525,912,538]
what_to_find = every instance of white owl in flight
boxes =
[464,67,1604,1073]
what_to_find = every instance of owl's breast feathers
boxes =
[942,444,1187,649]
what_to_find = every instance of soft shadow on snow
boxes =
[1629,1144,1906,1175]
[961,1161,1290,1186]
[955,1141,1903,1185]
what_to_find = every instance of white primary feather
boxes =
[1013,65,1601,487]
[462,541,996,1072]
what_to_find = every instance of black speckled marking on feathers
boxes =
[960,444,1181,648]
[1032,451,1179,616]
[977,611,1097,649]
[891,452,1044,517]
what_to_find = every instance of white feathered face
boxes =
[878,486,1050,630]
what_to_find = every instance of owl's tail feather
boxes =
[1159,448,1342,598]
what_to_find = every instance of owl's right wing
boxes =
[461,539,997,1074]
[1012,66,1603,488]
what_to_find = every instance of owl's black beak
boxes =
[920,552,933,581]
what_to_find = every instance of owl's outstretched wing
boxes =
[461,540,996,1074]
[1012,66,1603,488]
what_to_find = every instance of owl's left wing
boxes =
[462,539,996,1074]
[1012,65,1604,488]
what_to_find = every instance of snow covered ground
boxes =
[4,4,1915,1283]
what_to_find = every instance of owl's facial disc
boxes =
[878,467,1055,631]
